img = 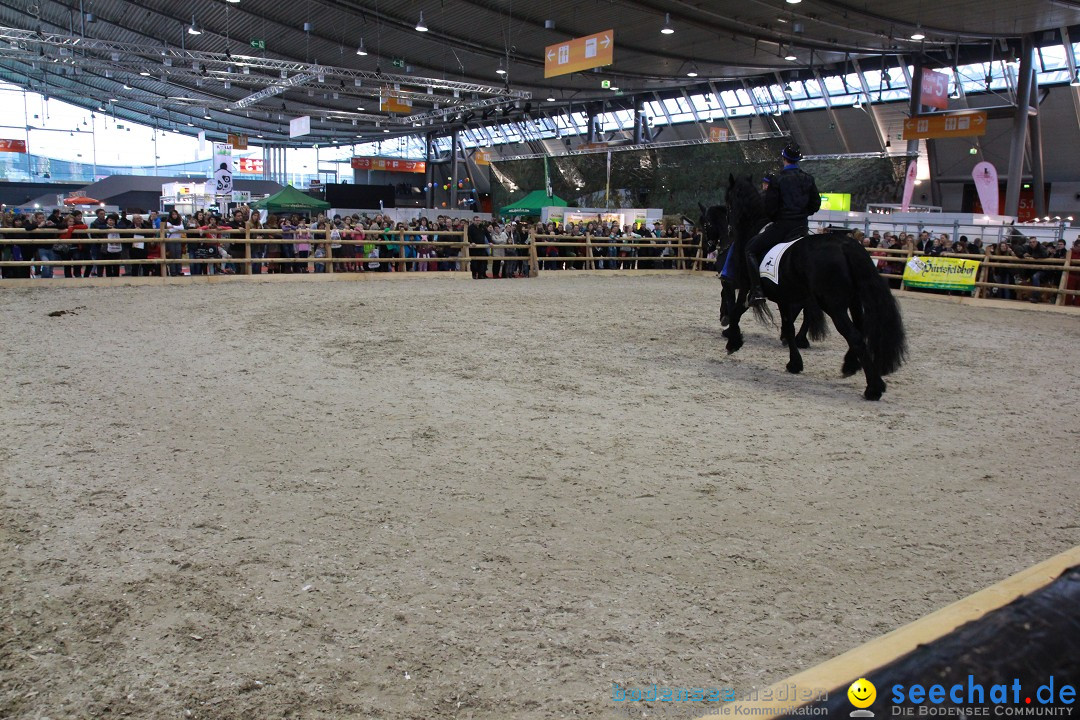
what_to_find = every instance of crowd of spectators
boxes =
[850,226,1078,303]
[0,207,702,279]
[2,207,1075,304]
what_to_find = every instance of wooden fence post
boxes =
[585,233,594,270]
[974,247,991,299]
[158,226,168,278]
[1056,248,1072,306]
[528,230,539,277]
[900,246,914,291]
[459,229,471,274]
[244,226,253,275]
[326,223,334,274]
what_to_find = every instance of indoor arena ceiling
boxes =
[2,0,1080,145]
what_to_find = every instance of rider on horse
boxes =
[746,143,821,307]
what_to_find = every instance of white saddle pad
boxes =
[759,237,802,285]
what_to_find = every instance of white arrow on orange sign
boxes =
[600,34,611,48]
[547,50,555,61]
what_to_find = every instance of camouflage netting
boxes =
[490,141,910,220]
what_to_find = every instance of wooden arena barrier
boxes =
[696,545,1080,720]
[0,226,469,281]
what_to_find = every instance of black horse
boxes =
[699,202,817,350]
[722,175,907,400]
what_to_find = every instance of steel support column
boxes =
[1004,35,1035,217]
[450,129,460,209]
[425,132,435,209]
[1027,60,1046,218]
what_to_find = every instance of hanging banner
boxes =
[971,161,999,217]
[0,138,27,153]
[903,111,987,140]
[900,160,919,212]
[236,157,264,174]
[903,256,980,292]
[212,142,234,196]
[708,126,729,142]
[920,68,950,110]
[289,115,311,138]
[544,29,614,79]
[380,94,413,114]
[351,156,426,173]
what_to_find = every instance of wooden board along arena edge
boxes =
[695,545,1080,720]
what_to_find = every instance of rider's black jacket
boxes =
[764,166,821,222]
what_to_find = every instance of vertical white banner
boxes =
[900,160,919,212]
[972,161,999,216]
[289,115,311,138]
[212,142,234,196]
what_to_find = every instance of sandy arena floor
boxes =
[2,274,1078,720]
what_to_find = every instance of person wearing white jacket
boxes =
[490,223,509,278]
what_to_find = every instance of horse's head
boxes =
[698,204,730,254]
[724,174,766,241]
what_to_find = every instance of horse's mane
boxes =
[726,175,767,237]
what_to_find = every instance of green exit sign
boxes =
[250,39,266,50]
[601,79,611,89]
[392,58,405,68]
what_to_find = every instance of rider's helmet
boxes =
[780,143,802,162]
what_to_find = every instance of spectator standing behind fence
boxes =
[164,209,185,277]
[490,222,508,278]
[102,215,123,277]
[990,241,1017,299]
[1020,236,1049,302]
[129,214,151,276]
[468,216,488,279]
[53,215,84,278]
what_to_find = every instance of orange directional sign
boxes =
[544,29,614,79]
[902,111,987,140]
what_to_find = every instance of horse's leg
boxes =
[822,299,884,400]
[725,288,747,354]
[794,306,811,349]
[720,280,735,328]
[781,305,803,374]
[841,298,864,376]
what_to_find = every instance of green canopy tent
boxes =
[251,184,330,214]
[499,190,568,216]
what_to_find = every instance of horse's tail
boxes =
[803,300,829,342]
[843,239,907,376]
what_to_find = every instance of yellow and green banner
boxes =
[903,256,980,291]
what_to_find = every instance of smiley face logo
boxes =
[848,678,876,709]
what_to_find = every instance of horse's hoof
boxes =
[795,337,810,350]
[841,360,861,377]
[786,360,803,374]
[726,339,743,354]
[864,380,886,400]
[720,314,730,328]
[721,328,731,339]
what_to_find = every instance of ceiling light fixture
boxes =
[496,61,507,75]
[356,38,368,56]
[686,63,699,78]
[910,27,925,41]
[786,0,802,4]
[785,50,797,61]
[187,16,201,35]
[661,13,674,35]
[415,11,428,32]
[546,95,556,102]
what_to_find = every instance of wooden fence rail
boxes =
[2,228,1076,306]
